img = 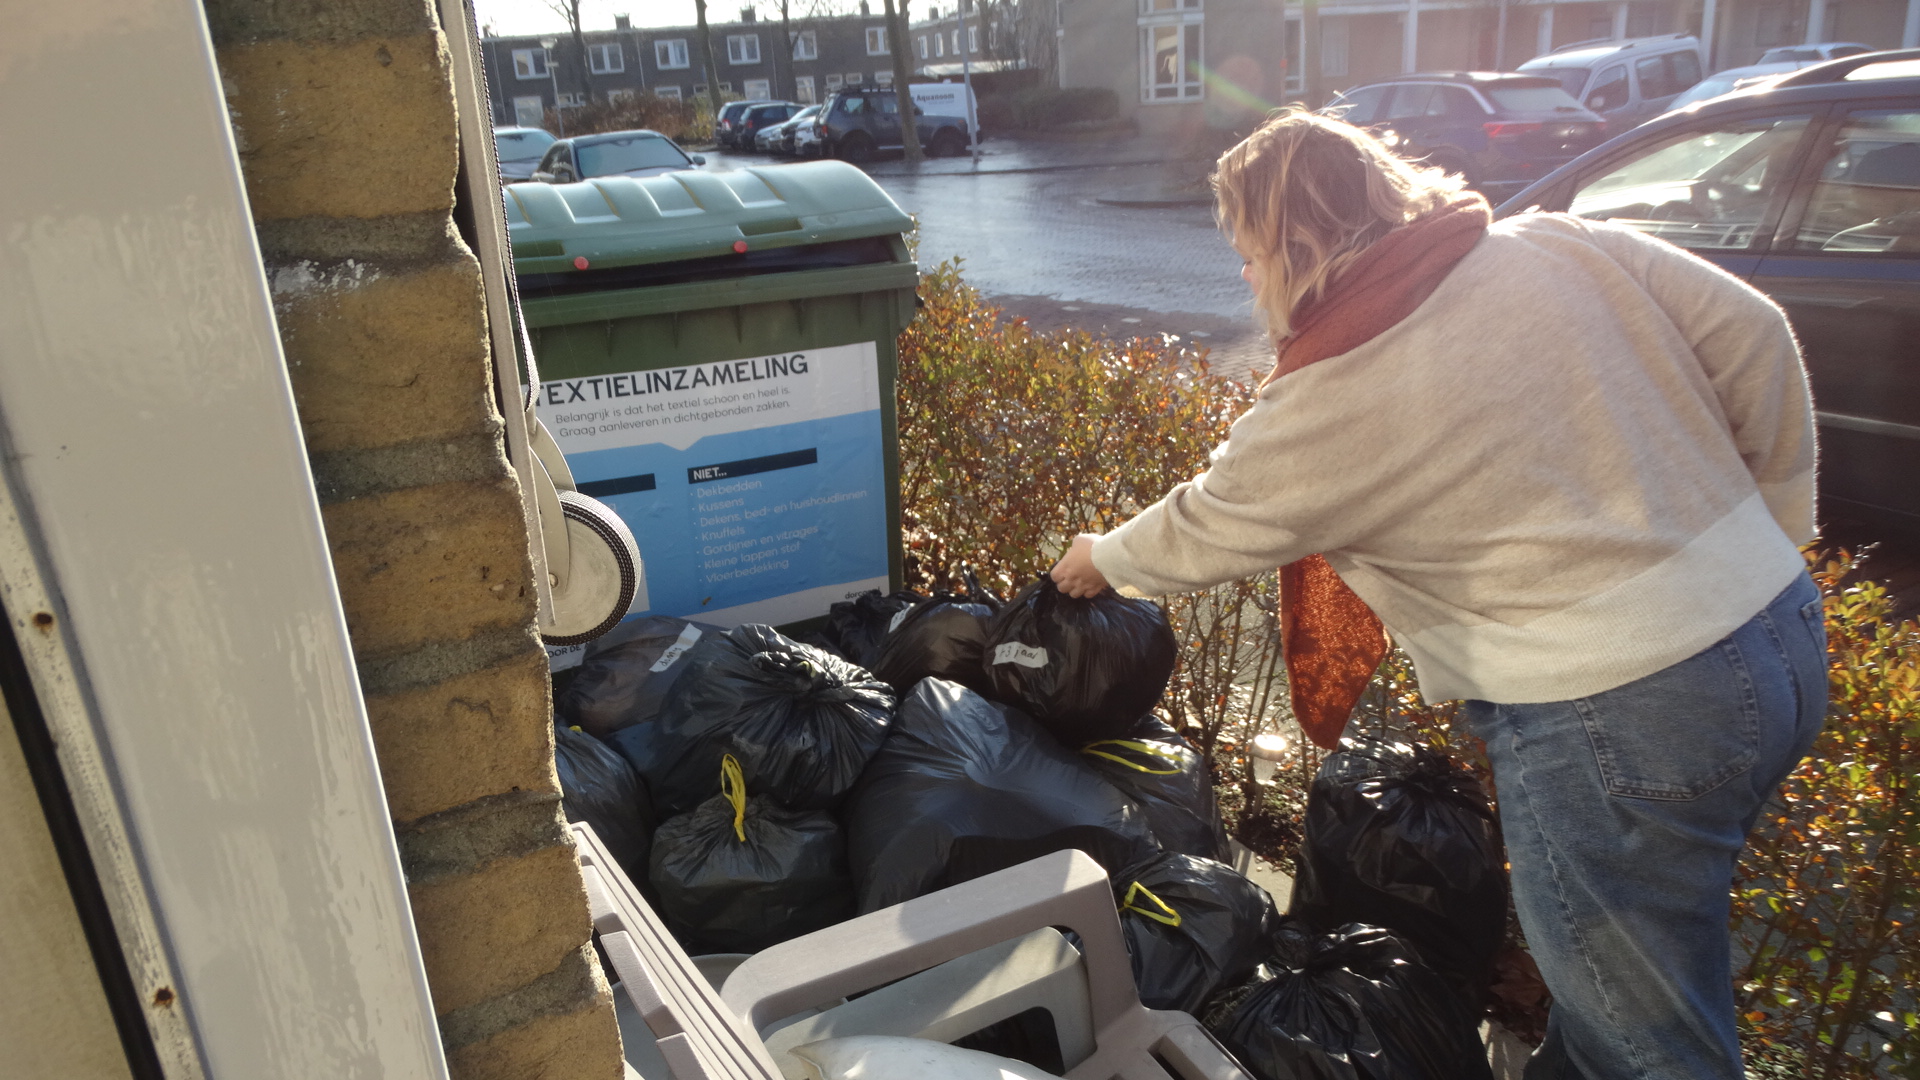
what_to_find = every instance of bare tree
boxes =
[884,0,924,163]
[695,0,723,118]
[543,0,598,102]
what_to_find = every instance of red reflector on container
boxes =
[573,256,590,270]
[733,240,749,253]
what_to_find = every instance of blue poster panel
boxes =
[537,342,890,667]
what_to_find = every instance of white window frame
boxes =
[655,85,683,100]
[513,47,550,79]
[935,33,944,57]
[728,33,761,64]
[1320,17,1348,77]
[989,21,999,48]
[867,25,889,54]
[609,87,636,103]
[556,91,585,107]
[874,69,894,87]
[968,25,979,52]
[795,74,816,102]
[794,29,819,60]
[918,35,929,58]
[656,39,690,69]
[845,72,864,84]
[1138,1,1205,104]
[588,42,625,74]
[952,29,960,53]
[826,72,845,88]
[512,95,546,126]
[744,78,772,99]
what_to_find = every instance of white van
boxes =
[908,81,978,137]
[1518,35,1707,131]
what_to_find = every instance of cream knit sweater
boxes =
[1090,213,1816,705]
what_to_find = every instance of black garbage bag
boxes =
[1082,716,1231,863]
[844,678,1160,912]
[557,616,721,737]
[868,596,997,696]
[980,578,1178,747]
[648,755,855,954]
[1209,920,1495,1080]
[622,624,895,818]
[1290,734,1507,1008]
[819,588,925,668]
[1117,852,1277,1014]
[553,723,656,889]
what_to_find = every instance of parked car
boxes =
[792,112,826,157]
[1518,34,1707,131]
[494,126,557,181]
[755,104,822,155]
[528,130,706,184]
[733,102,803,153]
[715,99,778,148]
[1323,73,1608,199]
[1666,42,1876,112]
[816,87,971,162]
[1496,49,1920,533]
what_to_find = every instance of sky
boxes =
[472,0,862,35]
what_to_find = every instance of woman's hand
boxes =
[1049,534,1110,598]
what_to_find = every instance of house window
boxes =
[745,78,771,98]
[609,88,636,103]
[1320,17,1348,77]
[655,39,690,69]
[719,81,734,93]
[513,48,549,79]
[728,34,761,64]
[588,42,624,73]
[654,85,682,100]
[867,26,889,54]
[989,22,999,48]
[935,34,944,57]
[846,72,864,84]
[1140,0,1202,10]
[694,82,710,95]
[796,75,816,102]
[556,91,586,107]
[952,30,960,53]
[1139,9,1204,102]
[874,69,894,87]
[968,25,979,52]
[918,35,929,58]
[794,30,818,60]
[512,95,545,126]
[826,72,845,88]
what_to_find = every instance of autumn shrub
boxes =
[544,93,710,143]
[895,259,1298,825]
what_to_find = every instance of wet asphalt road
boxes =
[708,148,1277,382]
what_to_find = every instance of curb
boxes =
[861,156,1175,178]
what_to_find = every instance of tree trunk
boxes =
[695,0,723,121]
[885,0,924,163]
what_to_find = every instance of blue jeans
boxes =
[1464,574,1828,1080]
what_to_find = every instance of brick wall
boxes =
[201,1,623,1076]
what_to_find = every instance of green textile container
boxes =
[509,161,917,655]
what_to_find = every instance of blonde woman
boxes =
[1050,111,1827,1079]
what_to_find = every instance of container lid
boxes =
[505,160,912,276]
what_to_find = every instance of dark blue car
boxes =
[1325,73,1608,201]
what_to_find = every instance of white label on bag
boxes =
[649,624,705,672]
[992,642,1049,668]
[888,606,914,634]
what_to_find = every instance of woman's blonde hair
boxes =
[1213,109,1464,339]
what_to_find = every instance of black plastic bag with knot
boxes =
[648,755,853,954]
[816,588,925,668]
[1081,715,1231,862]
[615,624,894,818]
[1207,919,1495,1080]
[869,596,997,696]
[844,678,1160,913]
[980,577,1178,747]
[1116,851,1277,1014]
[1289,733,1508,1009]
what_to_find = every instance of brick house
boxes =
[484,6,904,125]
[1057,0,1920,136]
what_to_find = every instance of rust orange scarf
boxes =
[1265,192,1492,749]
